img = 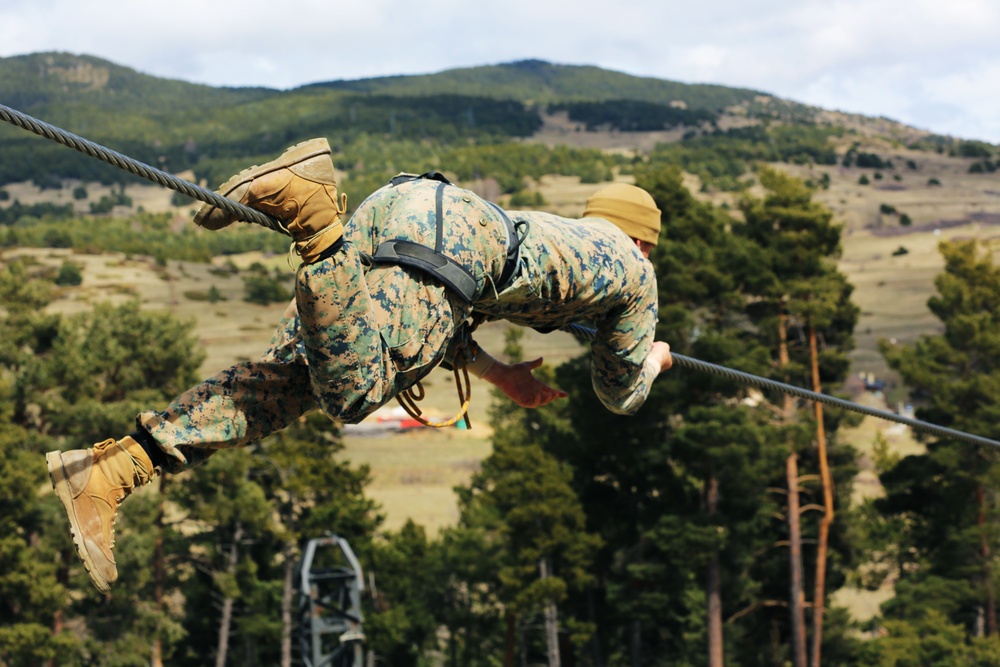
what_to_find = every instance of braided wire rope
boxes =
[0,103,288,234]
[2,103,996,449]
[563,324,1000,450]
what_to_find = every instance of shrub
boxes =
[969,160,997,174]
[956,140,994,158]
[72,186,88,200]
[900,213,912,226]
[184,285,227,302]
[858,175,870,185]
[880,204,897,215]
[928,177,942,186]
[508,190,546,208]
[845,150,892,169]
[90,196,117,214]
[892,246,909,256]
[55,261,84,286]
[171,191,196,207]
[243,272,292,305]
[89,191,133,214]
[43,228,73,248]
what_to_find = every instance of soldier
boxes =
[46,138,673,592]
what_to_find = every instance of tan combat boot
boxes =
[194,138,348,264]
[46,436,156,593]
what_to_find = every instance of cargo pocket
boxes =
[369,265,453,375]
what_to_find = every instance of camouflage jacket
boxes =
[348,178,660,415]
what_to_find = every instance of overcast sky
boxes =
[3,0,999,143]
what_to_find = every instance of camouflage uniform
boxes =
[139,177,658,472]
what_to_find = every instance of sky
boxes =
[2,0,999,143]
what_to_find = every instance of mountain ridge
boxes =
[0,51,980,192]
[302,58,769,110]
[0,51,817,125]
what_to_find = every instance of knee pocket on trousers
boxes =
[369,269,454,374]
[380,310,451,374]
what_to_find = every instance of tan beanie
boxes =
[583,183,662,246]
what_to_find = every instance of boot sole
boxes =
[46,451,112,593]
[213,137,332,197]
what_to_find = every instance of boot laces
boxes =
[97,439,154,547]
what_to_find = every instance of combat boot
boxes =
[194,138,348,264]
[46,436,156,593]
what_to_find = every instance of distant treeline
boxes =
[651,124,842,190]
[1,211,290,262]
[549,99,718,131]
[0,93,544,188]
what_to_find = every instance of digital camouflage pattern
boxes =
[140,178,658,472]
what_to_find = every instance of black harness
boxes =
[369,172,525,304]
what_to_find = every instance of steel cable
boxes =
[563,324,1000,450]
[0,103,288,234]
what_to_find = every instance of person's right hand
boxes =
[649,341,673,374]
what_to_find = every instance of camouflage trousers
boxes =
[139,179,511,472]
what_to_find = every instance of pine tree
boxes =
[875,240,1000,640]
[363,520,445,667]
[544,165,792,665]
[737,166,860,665]
[0,258,203,666]
[440,327,600,665]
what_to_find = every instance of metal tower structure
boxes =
[298,535,365,667]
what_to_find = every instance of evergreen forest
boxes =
[3,51,1000,667]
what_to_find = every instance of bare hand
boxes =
[650,341,673,373]
[484,357,569,408]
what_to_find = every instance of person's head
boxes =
[582,183,661,258]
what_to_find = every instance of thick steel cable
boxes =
[563,324,1000,450]
[0,103,289,234]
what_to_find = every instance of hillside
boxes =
[5,51,979,194]
[304,58,765,108]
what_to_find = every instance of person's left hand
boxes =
[484,357,568,408]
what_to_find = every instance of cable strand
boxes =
[563,324,1000,450]
[0,103,288,234]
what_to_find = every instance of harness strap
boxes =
[372,174,525,304]
[486,201,527,291]
[371,238,479,304]
[373,173,521,429]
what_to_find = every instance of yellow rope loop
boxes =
[394,366,472,429]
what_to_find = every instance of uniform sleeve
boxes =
[440,334,496,378]
[589,264,659,415]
